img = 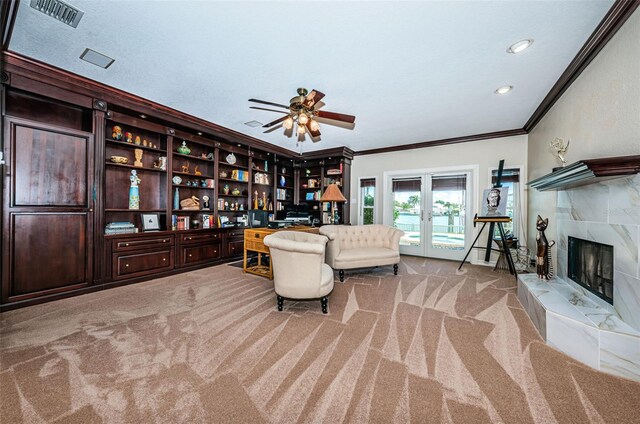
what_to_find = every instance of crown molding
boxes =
[354,129,526,156]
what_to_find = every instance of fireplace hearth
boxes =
[568,236,614,304]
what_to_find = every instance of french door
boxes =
[387,170,472,260]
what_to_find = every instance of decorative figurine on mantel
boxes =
[129,170,141,210]
[177,141,191,155]
[535,215,556,280]
[133,148,143,167]
[549,137,570,171]
[202,195,210,210]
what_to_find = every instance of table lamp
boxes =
[320,183,346,224]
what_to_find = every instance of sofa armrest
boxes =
[390,228,405,252]
[319,227,341,268]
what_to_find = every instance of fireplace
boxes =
[567,236,614,304]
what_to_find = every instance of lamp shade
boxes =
[320,184,346,202]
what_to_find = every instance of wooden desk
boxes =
[243,227,320,279]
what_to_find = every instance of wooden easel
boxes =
[458,214,517,276]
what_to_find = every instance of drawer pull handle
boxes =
[125,243,129,247]
[163,258,166,261]
[186,237,192,241]
[189,254,192,257]
[255,234,260,238]
[125,264,129,267]
[163,239,167,243]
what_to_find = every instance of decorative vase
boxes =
[128,170,140,210]
[174,187,180,210]
[177,141,191,155]
[280,175,286,187]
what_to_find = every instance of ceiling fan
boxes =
[249,88,356,141]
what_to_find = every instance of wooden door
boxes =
[2,117,95,304]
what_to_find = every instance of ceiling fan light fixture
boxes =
[297,124,306,135]
[283,116,294,130]
[298,113,309,125]
[309,119,320,132]
[507,39,533,54]
[494,85,513,95]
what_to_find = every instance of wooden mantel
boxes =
[528,155,640,191]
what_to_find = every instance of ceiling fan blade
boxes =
[248,98,290,109]
[263,124,283,133]
[315,110,356,124]
[250,106,289,114]
[306,121,321,138]
[263,115,288,128]
[303,89,325,109]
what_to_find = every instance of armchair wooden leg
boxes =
[393,264,398,275]
[339,270,344,282]
[321,296,328,314]
[277,295,284,311]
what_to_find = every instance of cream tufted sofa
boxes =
[263,231,334,313]
[319,225,404,282]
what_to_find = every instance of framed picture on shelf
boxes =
[141,213,161,232]
[305,192,315,201]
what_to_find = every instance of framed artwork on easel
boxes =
[480,187,509,217]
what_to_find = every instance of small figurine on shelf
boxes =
[220,170,228,178]
[262,192,267,211]
[181,163,190,173]
[224,200,229,210]
[254,190,259,209]
[223,184,230,195]
[134,136,141,145]
[235,202,239,210]
[202,195,210,210]
[239,203,244,211]
[133,149,143,167]
[264,161,268,172]
[194,166,202,176]
[142,140,148,147]
[305,169,311,176]
[200,179,207,188]
[177,141,191,155]
[153,156,167,170]
[129,170,141,210]
[125,132,133,143]
[280,175,286,187]
[112,126,123,140]
[231,188,240,196]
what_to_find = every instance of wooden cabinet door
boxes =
[2,117,95,304]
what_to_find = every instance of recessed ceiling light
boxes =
[507,39,533,54]
[139,114,146,119]
[244,120,262,128]
[80,48,114,69]
[495,85,513,95]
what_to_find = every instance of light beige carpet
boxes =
[1,257,639,423]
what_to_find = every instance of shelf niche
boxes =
[527,155,640,191]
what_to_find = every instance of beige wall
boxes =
[350,135,528,262]
[527,9,640,259]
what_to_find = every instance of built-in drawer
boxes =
[113,236,174,252]
[113,248,174,280]
[179,232,221,245]
[180,244,221,266]
[226,229,245,239]
[226,240,244,257]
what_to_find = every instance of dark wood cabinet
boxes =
[180,244,220,266]
[2,117,95,305]
[223,229,244,258]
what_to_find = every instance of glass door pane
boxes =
[427,174,468,260]
[392,177,423,255]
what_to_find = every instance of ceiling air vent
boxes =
[30,0,84,28]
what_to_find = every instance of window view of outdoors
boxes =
[393,190,421,246]
[362,185,374,224]
[430,187,465,250]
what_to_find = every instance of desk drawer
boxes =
[226,240,244,257]
[227,229,245,239]
[181,244,220,266]
[113,248,174,280]
[180,232,221,245]
[114,236,174,252]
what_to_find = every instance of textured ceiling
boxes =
[9,0,613,153]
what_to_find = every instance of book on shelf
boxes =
[105,227,139,235]
[172,215,190,230]
[106,221,135,229]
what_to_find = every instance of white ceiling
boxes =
[10,0,614,153]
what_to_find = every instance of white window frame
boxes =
[358,176,377,225]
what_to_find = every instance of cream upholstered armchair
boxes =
[319,224,404,282]
[263,231,334,313]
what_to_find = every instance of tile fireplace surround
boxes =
[518,174,640,381]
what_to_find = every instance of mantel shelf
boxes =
[527,155,640,191]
